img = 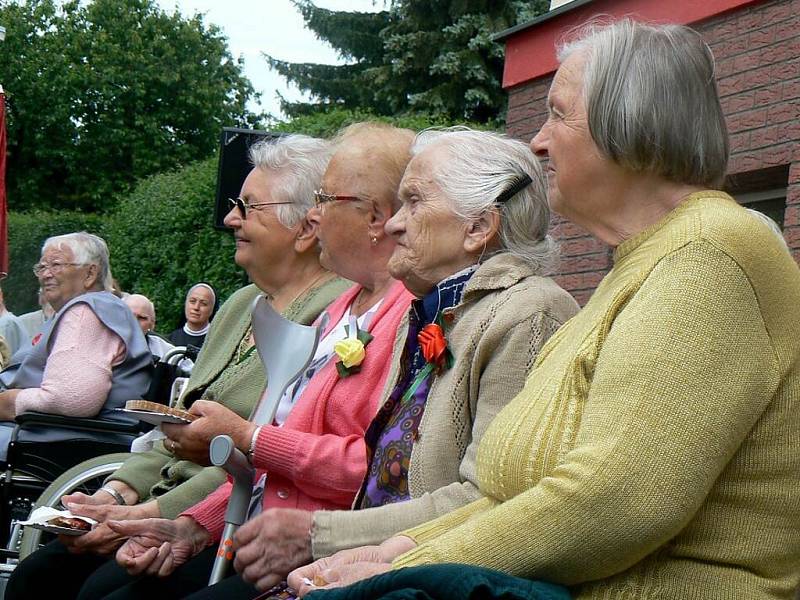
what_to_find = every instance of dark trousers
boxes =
[5,540,259,599]
[5,540,108,600]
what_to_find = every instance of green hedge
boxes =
[5,210,107,314]
[104,157,247,333]
[4,158,245,332]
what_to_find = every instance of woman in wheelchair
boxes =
[0,232,152,459]
[4,133,355,600]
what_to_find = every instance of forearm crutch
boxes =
[207,296,320,585]
[208,434,254,584]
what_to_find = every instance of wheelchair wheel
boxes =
[16,452,133,560]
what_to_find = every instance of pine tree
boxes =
[266,3,391,116]
[267,0,548,122]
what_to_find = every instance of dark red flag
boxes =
[0,88,7,276]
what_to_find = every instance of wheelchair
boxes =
[0,346,195,562]
[0,413,143,554]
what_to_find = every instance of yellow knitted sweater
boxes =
[394,192,800,599]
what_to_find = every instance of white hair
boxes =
[412,127,556,273]
[249,134,333,228]
[42,231,113,291]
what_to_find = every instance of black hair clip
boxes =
[495,173,532,204]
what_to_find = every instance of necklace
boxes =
[280,269,333,313]
[235,270,333,365]
[235,324,255,364]
[351,279,391,316]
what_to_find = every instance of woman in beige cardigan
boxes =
[229,128,579,592]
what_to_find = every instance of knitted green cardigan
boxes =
[110,277,350,518]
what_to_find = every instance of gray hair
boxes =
[42,231,113,292]
[412,127,556,273]
[558,19,729,187]
[249,134,333,229]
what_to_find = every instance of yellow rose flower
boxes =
[334,338,366,368]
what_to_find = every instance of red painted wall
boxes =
[503,0,763,86]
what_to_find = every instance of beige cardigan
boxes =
[311,253,579,558]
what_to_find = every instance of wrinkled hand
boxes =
[112,516,210,577]
[288,547,387,598]
[161,400,255,466]
[60,489,114,510]
[232,509,313,591]
[287,536,416,598]
[62,480,139,510]
[64,495,157,524]
[59,522,123,556]
[61,501,160,555]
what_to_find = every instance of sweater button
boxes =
[276,489,289,499]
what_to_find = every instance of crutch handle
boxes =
[208,434,255,585]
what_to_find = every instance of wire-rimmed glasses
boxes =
[32,261,83,277]
[228,197,295,219]
[313,189,363,207]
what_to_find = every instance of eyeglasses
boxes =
[228,197,295,219]
[32,261,83,277]
[313,189,363,207]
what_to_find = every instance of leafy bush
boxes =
[4,210,107,314]
[104,157,247,333]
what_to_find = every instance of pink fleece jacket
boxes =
[183,280,413,540]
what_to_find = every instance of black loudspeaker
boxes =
[214,128,282,229]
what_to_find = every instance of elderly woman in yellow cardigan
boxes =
[290,19,800,600]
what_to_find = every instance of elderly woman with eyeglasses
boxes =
[0,232,152,448]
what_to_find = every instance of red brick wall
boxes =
[505,0,800,304]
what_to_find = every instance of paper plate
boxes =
[26,522,89,536]
[116,408,193,425]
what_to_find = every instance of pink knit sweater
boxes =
[183,281,413,540]
[15,304,125,416]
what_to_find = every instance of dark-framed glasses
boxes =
[228,197,295,219]
[313,189,362,207]
[32,261,83,277]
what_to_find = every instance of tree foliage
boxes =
[5,158,244,330]
[103,157,246,332]
[268,0,548,122]
[0,0,258,213]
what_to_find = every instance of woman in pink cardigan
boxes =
[87,123,417,600]
[181,281,411,522]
